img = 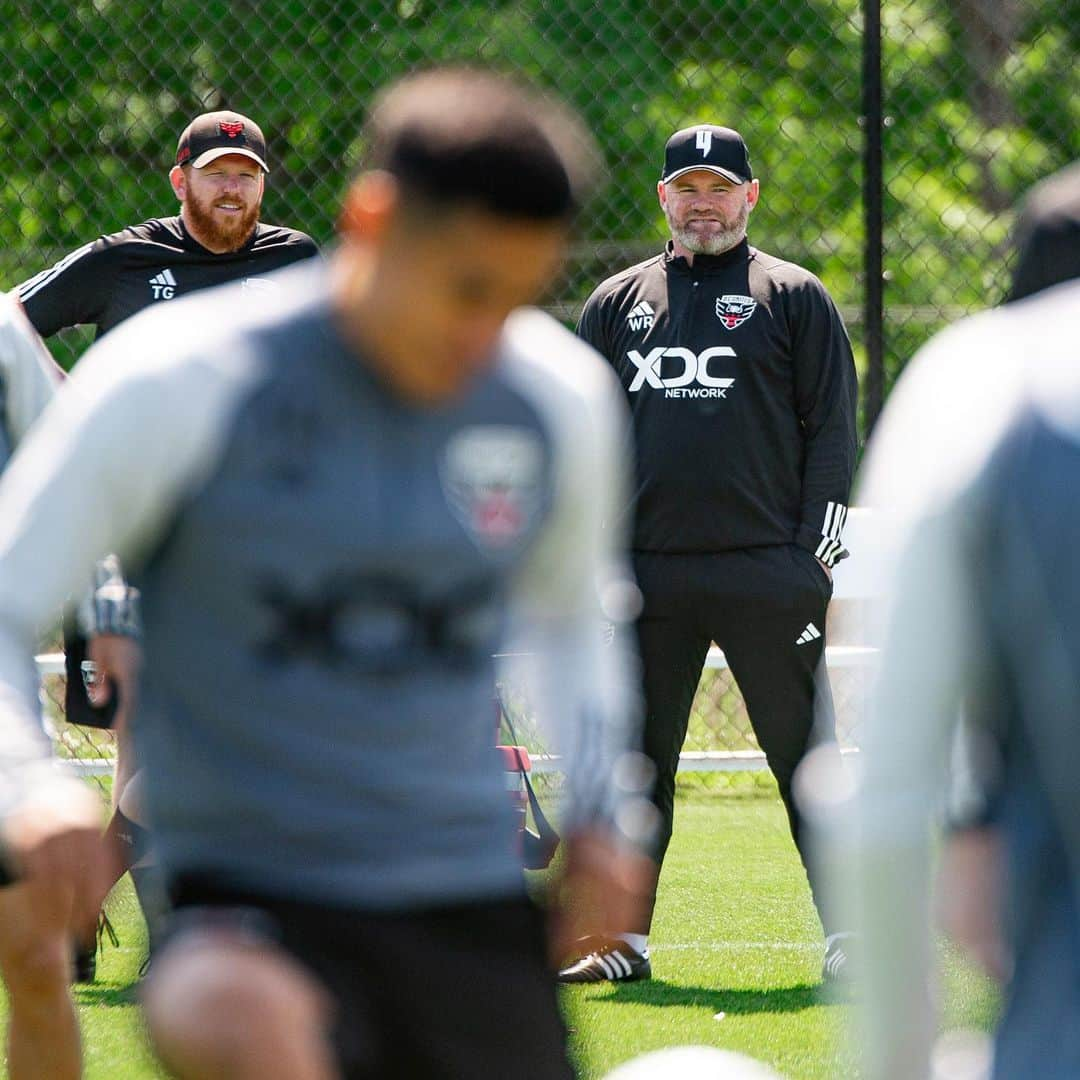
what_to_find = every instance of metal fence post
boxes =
[862,0,884,436]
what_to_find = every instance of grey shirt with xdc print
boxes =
[0,262,643,910]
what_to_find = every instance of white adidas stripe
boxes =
[163,268,177,286]
[597,954,618,979]
[815,537,843,565]
[18,242,97,301]
[822,501,847,541]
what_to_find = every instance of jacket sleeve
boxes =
[789,276,858,566]
[293,235,322,262]
[15,238,113,337]
[575,288,613,362]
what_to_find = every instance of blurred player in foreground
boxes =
[0,295,84,1079]
[15,105,319,980]
[0,68,653,1079]
[840,162,1080,1079]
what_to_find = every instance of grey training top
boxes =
[852,277,1080,1079]
[0,262,641,910]
[0,294,59,473]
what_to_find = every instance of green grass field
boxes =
[0,777,1000,1078]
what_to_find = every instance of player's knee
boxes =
[0,880,76,997]
[0,919,71,1002]
[143,937,330,1077]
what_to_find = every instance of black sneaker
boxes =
[821,932,855,987]
[73,943,96,983]
[72,911,119,984]
[557,938,651,983]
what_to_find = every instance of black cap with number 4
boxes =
[661,125,752,185]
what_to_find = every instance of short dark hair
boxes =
[361,67,598,221]
[1008,160,1080,303]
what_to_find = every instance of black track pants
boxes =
[632,544,839,932]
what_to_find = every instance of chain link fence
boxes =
[4,1,1077,773]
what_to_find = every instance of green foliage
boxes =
[0,0,1077,399]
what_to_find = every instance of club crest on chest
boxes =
[440,426,545,551]
[715,294,757,330]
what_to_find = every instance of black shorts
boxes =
[166,878,574,1080]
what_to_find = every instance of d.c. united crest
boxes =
[440,426,545,551]
[715,294,757,330]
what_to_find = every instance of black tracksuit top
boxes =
[17,216,319,340]
[578,239,857,565]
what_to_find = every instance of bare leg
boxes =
[0,879,80,1080]
[143,931,340,1080]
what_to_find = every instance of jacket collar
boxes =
[663,237,750,275]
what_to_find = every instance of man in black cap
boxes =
[18,108,318,335]
[558,124,857,985]
[8,108,319,988]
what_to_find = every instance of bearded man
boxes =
[559,124,858,987]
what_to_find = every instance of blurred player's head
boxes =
[1008,159,1080,303]
[657,125,759,258]
[169,111,269,254]
[333,67,598,404]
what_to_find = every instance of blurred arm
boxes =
[0,307,250,839]
[854,499,984,1080]
[501,315,656,951]
[0,295,62,448]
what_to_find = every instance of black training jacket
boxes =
[17,216,319,339]
[578,239,857,565]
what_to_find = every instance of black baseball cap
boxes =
[661,125,752,185]
[175,111,269,173]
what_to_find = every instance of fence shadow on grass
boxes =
[73,982,140,1009]
[588,979,825,1015]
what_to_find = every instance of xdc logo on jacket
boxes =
[627,346,735,399]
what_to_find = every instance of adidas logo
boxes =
[796,622,822,646]
[626,300,654,331]
[149,268,177,300]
